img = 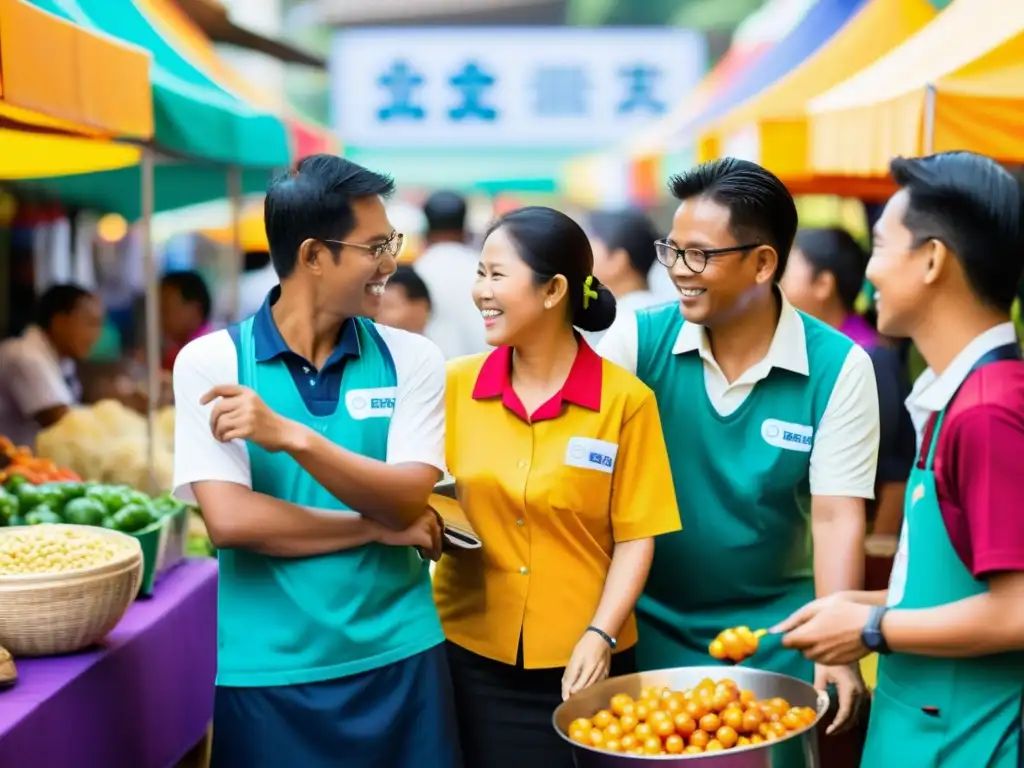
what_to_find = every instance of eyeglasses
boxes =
[654,240,760,274]
[322,231,404,260]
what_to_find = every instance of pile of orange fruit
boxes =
[709,625,767,664]
[567,678,817,756]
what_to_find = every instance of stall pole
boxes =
[141,147,160,495]
[923,84,937,156]
[227,166,242,323]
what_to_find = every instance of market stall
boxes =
[694,0,935,199]
[807,0,1024,176]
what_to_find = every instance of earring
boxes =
[544,301,552,309]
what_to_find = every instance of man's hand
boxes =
[773,595,873,666]
[201,385,296,452]
[380,510,443,561]
[562,630,612,701]
[814,664,867,735]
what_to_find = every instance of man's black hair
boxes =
[161,270,212,322]
[264,155,396,279]
[388,265,432,308]
[423,190,467,234]
[587,209,659,277]
[794,228,868,311]
[36,284,93,330]
[890,152,1024,313]
[669,157,798,278]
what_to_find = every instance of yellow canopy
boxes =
[0,127,141,178]
[697,0,935,197]
[809,0,1024,177]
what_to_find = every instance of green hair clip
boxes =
[582,275,599,310]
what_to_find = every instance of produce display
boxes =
[0,475,185,534]
[0,438,81,485]
[0,525,137,576]
[567,678,817,755]
[709,626,767,664]
[34,400,175,492]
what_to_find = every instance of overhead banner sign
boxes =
[330,28,705,149]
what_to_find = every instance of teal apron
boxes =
[634,308,853,684]
[863,344,1024,768]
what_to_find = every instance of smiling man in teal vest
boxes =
[777,152,1024,767]
[171,155,460,768]
[598,158,878,735]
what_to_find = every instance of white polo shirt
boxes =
[171,322,447,503]
[413,241,489,360]
[598,294,879,498]
[0,326,78,448]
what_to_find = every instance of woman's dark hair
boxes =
[793,228,868,311]
[486,206,617,333]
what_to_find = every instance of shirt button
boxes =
[519,566,529,575]
[516,519,525,526]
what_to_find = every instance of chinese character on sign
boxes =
[448,61,498,121]
[532,66,589,117]
[617,64,665,115]
[377,60,426,121]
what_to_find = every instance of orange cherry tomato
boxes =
[737,735,752,747]
[742,708,765,734]
[633,722,654,740]
[604,739,622,753]
[633,702,652,722]
[673,712,697,738]
[708,639,727,660]
[609,693,633,716]
[684,699,707,720]
[689,730,711,749]
[705,739,725,752]
[721,706,744,731]
[781,711,804,731]
[591,709,614,729]
[716,725,739,749]
[588,729,606,748]
[619,734,637,750]
[604,722,623,740]
[619,714,638,734]
[684,745,705,754]
[664,734,684,754]
[699,713,721,733]
[642,737,662,755]
[654,718,675,738]
[569,728,590,745]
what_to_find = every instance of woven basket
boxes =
[0,525,143,657]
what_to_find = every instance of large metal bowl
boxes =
[553,666,829,766]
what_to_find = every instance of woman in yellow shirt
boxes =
[435,206,681,767]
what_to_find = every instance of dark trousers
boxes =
[446,640,637,768]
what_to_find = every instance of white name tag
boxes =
[761,419,814,453]
[345,387,397,420]
[564,437,618,474]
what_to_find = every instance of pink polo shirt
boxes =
[917,357,1024,578]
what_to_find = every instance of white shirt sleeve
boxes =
[595,309,640,375]
[171,331,252,504]
[810,345,880,498]
[5,346,73,416]
[377,325,447,473]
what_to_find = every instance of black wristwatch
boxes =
[861,605,891,655]
[587,626,617,650]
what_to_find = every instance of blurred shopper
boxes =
[160,270,213,371]
[237,250,279,321]
[437,206,681,767]
[782,228,916,536]
[599,158,875,733]
[588,209,664,313]
[0,284,103,446]
[377,265,432,335]
[171,155,459,768]
[778,151,1024,768]
[414,190,488,358]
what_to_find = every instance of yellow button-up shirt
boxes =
[434,339,681,668]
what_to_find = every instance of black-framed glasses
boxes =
[654,240,760,274]
[323,231,404,260]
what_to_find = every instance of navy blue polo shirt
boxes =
[229,288,360,415]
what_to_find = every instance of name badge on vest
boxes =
[345,387,397,420]
[761,419,814,453]
[564,437,618,474]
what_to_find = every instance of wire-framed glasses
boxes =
[323,231,404,260]
[653,240,760,274]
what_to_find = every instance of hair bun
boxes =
[573,276,617,333]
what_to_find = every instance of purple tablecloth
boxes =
[0,558,217,768]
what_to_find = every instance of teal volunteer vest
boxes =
[633,303,853,681]
[863,348,1024,768]
[215,316,443,687]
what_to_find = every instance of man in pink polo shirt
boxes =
[774,151,1024,767]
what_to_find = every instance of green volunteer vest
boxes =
[863,374,1023,766]
[633,303,852,682]
[215,316,443,687]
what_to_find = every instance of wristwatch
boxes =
[587,626,617,650]
[861,605,891,655]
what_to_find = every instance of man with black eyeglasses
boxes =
[170,155,460,767]
[598,158,879,736]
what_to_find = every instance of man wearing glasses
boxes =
[598,158,879,735]
[170,155,460,767]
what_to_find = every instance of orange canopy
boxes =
[0,0,152,139]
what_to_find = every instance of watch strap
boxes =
[863,605,891,654]
[586,626,617,650]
